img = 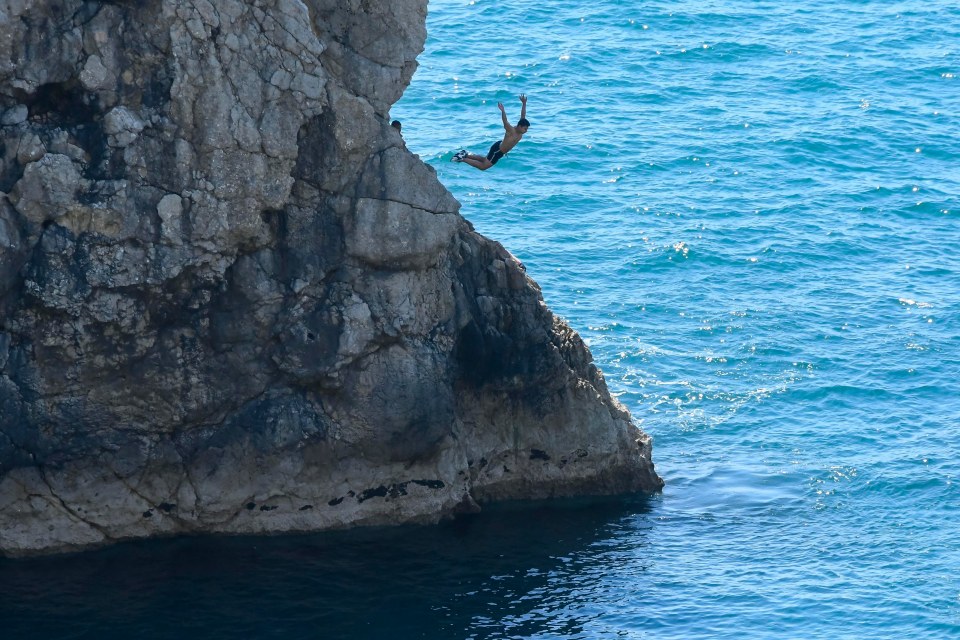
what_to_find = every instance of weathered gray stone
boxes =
[103,106,145,147]
[1,104,27,125]
[79,54,110,91]
[0,0,661,557]
[16,132,45,164]
[9,154,81,226]
[346,198,460,270]
[157,193,184,245]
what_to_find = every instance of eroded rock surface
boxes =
[0,0,661,556]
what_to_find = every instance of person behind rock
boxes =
[452,94,529,170]
[391,119,402,133]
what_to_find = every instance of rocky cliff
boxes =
[0,0,661,556]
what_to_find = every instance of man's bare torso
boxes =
[499,128,523,154]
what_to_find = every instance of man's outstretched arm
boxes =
[520,94,527,120]
[498,102,512,131]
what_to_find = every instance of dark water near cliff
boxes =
[1,500,661,639]
[3,0,960,637]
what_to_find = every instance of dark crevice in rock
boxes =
[17,80,102,127]
[0,139,13,191]
[139,64,175,111]
[356,479,446,504]
[411,479,445,489]
[70,2,103,28]
[9,79,121,181]
[454,318,519,388]
[293,108,340,189]
[356,485,391,503]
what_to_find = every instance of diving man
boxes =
[453,94,529,170]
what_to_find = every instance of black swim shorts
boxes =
[486,140,505,165]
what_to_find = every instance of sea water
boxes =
[2,1,959,638]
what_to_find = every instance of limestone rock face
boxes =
[0,0,661,556]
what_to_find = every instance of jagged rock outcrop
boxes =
[0,0,661,556]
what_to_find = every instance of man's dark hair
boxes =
[391,120,402,131]
[517,118,530,128]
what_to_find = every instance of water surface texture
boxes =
[3,0,959,637]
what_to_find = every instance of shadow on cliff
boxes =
[0,494,658,639]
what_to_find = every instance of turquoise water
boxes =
[2,0,959,638]
[409,0,960,635]
[393,0,960,634]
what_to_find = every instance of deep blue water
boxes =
[3,0,959,637]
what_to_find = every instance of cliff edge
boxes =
[0,0,661,556]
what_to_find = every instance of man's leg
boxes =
[462,156,493,170]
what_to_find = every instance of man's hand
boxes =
[519,94,527,104]
[498,102,505,112]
